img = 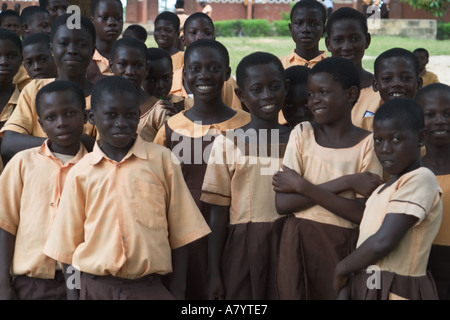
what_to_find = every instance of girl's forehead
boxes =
[114,46,146,59]
[54,25,94,41]
[96,0,123,12]
[186,46,225,63]
[329,19,364,34]
[186,17,213,30]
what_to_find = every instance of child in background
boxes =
[39,0,68,23]
[22,33,58,80]
[272,57,384,300]
[140,47,190,142]
[0,13,97,162]
[416,83,450,300]
[202,52,291,300]
[154,39,250,300]
[282,65,313,128]
[360,47,423,132]
[170,12,242,111]
[122,24,147,43]
[413,48,440,88]
[174,0,189,51]
[43,76,211,300]
[325,7,382,129]
[334,98,442,300]
[19,5,51,39]
[153,11,184,72]
[87,0,123,83]
[0,81,89,300]
[279,0,328,69]
[0,10,21,36]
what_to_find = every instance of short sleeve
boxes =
[153,123,167,147]
[139,102,171,143]
[282,123,303,175]
[387,169,441,222]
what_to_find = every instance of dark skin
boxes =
[334,119,427,299]
[273,72,383,224]
[208,63,291,300]
[1,25,96,162]
[0,229,15,299]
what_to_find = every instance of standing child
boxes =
[153,11,184,72]
[22,33,57,80]
[43,76,211,300]
[272,57,384,300]
[0,13,97,162]
[153,39,250,300]
[359,47,422,132]
[202,52,291,300]
[279,0,328,70]
[325,7,382,129]
[122,24,147,43]
[282,65,313,128]
[0,80,89,300]
[413,48,440,88]
[416,83,450,300]
[39,0,68,23]
[170,12,242,111]
[0,10,21,36]
[140,47,190,142]
[87,0,123,83]
[19,5,51,39]
[334,98,442,300]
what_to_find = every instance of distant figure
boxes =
[200,1,212,17]
[0,3,7,13]
[323,0,333,18]
[174,0,189,51]
[13,3,20,14]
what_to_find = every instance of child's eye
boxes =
[374,137,382,144]
[392,136,400,143]
[46,115,56,121]
[424,112,434,118]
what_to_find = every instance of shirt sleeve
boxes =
[282,123,303,175]
[153,123,167,147]
[139,102,171,143]
[387,169,441,223]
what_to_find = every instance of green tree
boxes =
[401,0,450,17]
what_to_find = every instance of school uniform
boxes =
[0,140,88,299]
[153,109,250,299]
[421,71,439,88]
[171,51,184,72]
[428,174,450,300]
[201,131,287,299]
[0,78,97,139]
[278,121,383,300]
[170,68,243,111]
[350,167,442,300]
[351,87,383,129]
[86,49,113,83]
[43,136,211,300]
[279,50,328,69]
[138,94,192,142]
[12,64,31,91]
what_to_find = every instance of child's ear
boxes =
[325,36,330,52]
[87,109,96,125]
[234,87,245,104]
[365,33,371,50]
[372,78,378,92]
[22,24,29,34]
[224,66,231,81]
[416,76,423,91]
[418,128,427,147]
[347,86,359,105]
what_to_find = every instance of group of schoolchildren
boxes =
[0,0,447,301]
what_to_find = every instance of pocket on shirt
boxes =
[132,180,167,230]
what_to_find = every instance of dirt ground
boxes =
[427,55,450,85]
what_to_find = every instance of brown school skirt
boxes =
[12,270,67,300]
[349,270,439,300]
[277,214,359,300]
[222,217,286,300]
[80,272,175,300]
[427,244,450,300]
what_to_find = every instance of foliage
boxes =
[400,0,450,17]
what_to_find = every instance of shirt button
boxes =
[118,164,121,168]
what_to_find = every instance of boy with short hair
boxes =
[0,9,21,36]
[20,5,51,39]
[39,0,68,23]
[413,48,440,88]
[0,80,89,300]
[279,0,328,69]
[43,76,210,300]
[154,11,183,72]
[122,24,147,43]
[22,32,57,80]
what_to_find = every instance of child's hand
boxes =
[349,172,384,198]
[334,272,349,298]
[272,165,305,194]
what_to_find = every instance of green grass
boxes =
[146,36,450,75]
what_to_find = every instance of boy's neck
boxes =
[100,138,135,163]
[295,45,321,62]
[186,98,235,124]
[358,68,375,89]
[56,74,92,97]
[422,143,450,175]
[96,40,114,59]
[163,46,180,56]
[48,140,81,156]
[137,86,151,106]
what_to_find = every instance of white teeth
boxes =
[433,131,448,135]
[314,108,326,113]
[262,104,275,110]
[198,86,212,90]
[391,93,404,97]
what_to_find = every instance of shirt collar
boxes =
[90,135,149,165]
[38,139,88,166]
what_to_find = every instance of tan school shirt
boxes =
[0,140,88,278]
[357,167,442,277]
[43,137,211,279]
[351,87,383,129]
[282,121,383,229]
[0,78,97,138]
[434,174,450,246]
[279,49,328,69]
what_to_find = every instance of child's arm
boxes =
[1,131,45,162]
[334,213,419,295]
[0,229,16,300]
[169,245,189,300]
[62,263,79,300]
[273,166,383,222]
[207,204,229,300]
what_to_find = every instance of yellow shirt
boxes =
[282,121,383,229]
[352,87,383,129]
[279,50,328,69]
[0,78,96,138]
[12,64,32,91]
[0,140,88,278]
[92,49,113,76]
[43,137,211,279]
[357,167,442,277]
[171,51,184,72]
[421,71,439,88]
[434,174,450,246]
